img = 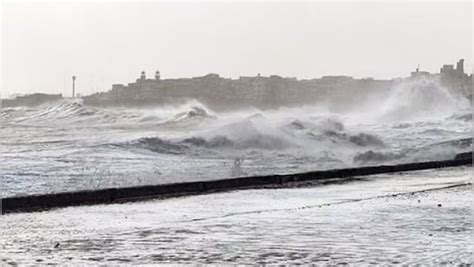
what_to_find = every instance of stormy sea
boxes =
[1,78,471,198]
[1,77,472,265]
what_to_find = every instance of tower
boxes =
[72,76,76,98]
[140,71,146,80]
[155,70,160,80]
[456,59,464,74]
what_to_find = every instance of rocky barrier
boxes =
[2,154,472,214]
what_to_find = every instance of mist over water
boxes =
[1,77,471,197]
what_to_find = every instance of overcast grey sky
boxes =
[1,1,472,97]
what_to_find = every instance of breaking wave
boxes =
[1,99,217,127]
[354,138,472,165]
[127,136,235,155]
[116,113,391,169]
[346,77,470,124]
[2,99,139,125]
[161,105,216,125]
[375,78,469,122]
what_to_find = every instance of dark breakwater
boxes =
[2,154,471,214]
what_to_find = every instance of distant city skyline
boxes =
[1,1,472,97]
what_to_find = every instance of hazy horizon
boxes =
[1,1,472,97]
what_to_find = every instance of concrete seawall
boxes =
[2,155,472,214]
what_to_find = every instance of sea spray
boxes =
[1,90,471,197]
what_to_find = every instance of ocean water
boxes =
[0,78,471,198]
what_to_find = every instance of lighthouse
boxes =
[72,76,76,98]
